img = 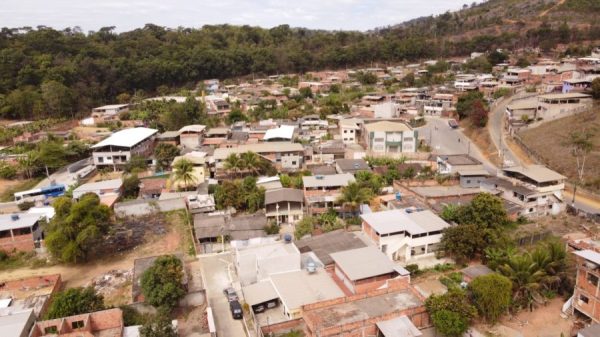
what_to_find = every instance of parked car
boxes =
[223,287,239,302]
[230,300,243,319]
[448,119,459,129]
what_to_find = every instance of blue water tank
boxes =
[395,192,402,201]
[284,234,292,243]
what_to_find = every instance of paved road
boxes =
[417,117,496,173]
[199,253,246,337]
[487,93,600,214]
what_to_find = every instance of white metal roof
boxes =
[92,127,158,149]
[303,173,355,188]
[360,209,450,235]
[243,281,278,306]
[0,310,33,337]
[270,269,344,311]
[503,165,566,183]
[73,178,123,195]
[376,315,422,337]
[574,250,600,265]
[263,125,295,141]
[0,213,43,232]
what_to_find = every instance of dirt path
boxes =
[501,298,573,337]
[539,0,567,17]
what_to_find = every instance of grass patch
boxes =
[166,210,196,257]
[0,251,37,271]
[0,177,43,202]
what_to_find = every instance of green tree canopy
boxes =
[154,143,180,171]
[140,255,186,309]
[469,274,512,323]
[45,287,104,319]
[45,193,112,263]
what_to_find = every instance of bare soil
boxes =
[501,298,574,337]
[518,109,600,193]
[463,123,502,167]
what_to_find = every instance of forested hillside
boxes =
[0,0,599,119]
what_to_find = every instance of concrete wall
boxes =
[114,198,186,217]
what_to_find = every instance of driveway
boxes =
[199,253,246,337]
[417,117,496,173]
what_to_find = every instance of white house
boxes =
[361,209,450,264]
[339,118,363,145]
[363,121,417,154]
[91,127,158,169]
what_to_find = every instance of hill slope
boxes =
[0,0,599,119]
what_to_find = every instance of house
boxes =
[331,246,410,294]
[139,178,167,199]
[229,213,269,241]
[265,188,304,225]
[572,250,600,323]
[436,154,484,175]
[263,125,296,142]
[91,127,158,169]
[92,104,129,117]
[537,93,592,120]
[0,213,47,253]
[156,131,180,146]
[335,159,371,175]
[193,213,269,247]
[0,274,62,318]
[363,121,417,154]
[171,151,208,188]
[457,169,489,188]
[487,165,566,217]
[213,142,304,172]
[256,176,283,190]
[0,309,35,337]
[361,209,450,264]
[303,173,355,215]
[506,100,539,122]
[339,118,363,145]
[301,285,428,337]
[294,230,366,268]
[269,269,345,320]
[30,308,124,337]
[179,125,206,149]
[236,241,301,286]
[72,178,123,206]
[186,194,216,214]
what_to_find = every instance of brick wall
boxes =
[0,233,35,253]
[260,318,303,335]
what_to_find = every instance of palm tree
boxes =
[240,151,261,176]
[173,158,197,191]
[533,241,567,291]
[337,182,374,216]
[223,153,242,178]
[499,253,546,311]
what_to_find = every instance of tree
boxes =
[223,153,243,178]
[140,312,178,337]
[140,255,186,309]
[355,170,383,194]
[456,91,486,120]
[470,100,488,127]
[173,158,197,191]
[154,143,180,171]
[498,253,545,311]
[431,310,469,337]
[45,194,112,263]
[440,224,487,262]
[457,193,509,229]
[125,155,148,173]
[41,80,73,117]
[337,182,373,215]
[122,174,141,199]
[592,78,600,99]
[295,216,316,239]
[240,151,262,176]
[562,128,595,205]
[45,287,104,319]
[469,274,512,323]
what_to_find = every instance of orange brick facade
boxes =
[573,257,600,323]
[0,232,36,253]
[31,308,124,337]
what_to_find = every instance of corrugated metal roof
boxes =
[91,127,158,149]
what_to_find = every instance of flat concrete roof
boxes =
[303,289,423,329]
[376,315,422,337]
[364,121,411,133]
[303,173,355,188]
[270,269,344,311]
[0,309,33,337]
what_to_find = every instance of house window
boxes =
[466,179,471,184]
[45,326,58,334]
[72,320,85,329]
[98,157,104,163]
[529,208,534,212]
[587,273,599,287]
[291,161,297,166]
[344,130,348,133]
[580,295,589,304]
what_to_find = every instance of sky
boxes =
[0,0,474,32]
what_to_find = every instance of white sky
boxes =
[0,0,474,32]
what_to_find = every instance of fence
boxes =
[514,231,551,246]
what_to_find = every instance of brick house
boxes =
[572,250,600,323]
[330,246,410,294]
[0,213,46,253]
[31,308,124,337]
